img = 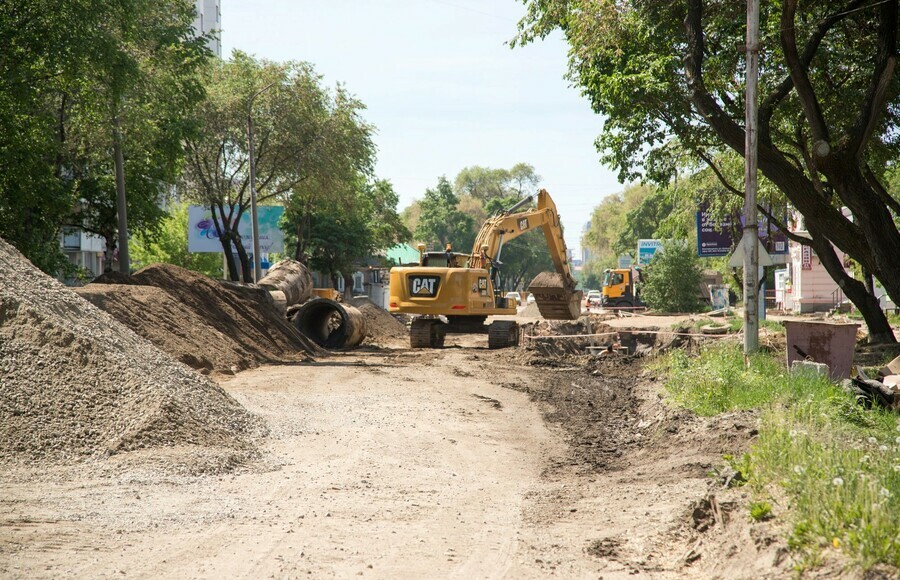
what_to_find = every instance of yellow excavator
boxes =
[389,189,582,348]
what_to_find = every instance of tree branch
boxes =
[780,0,832,156]
[865,163,900,217]
[759,0,867,142]
[847,0,898,157]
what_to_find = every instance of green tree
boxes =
[131,202,222,277]
[415,176,476,251]
[0,0,208,274]
[184,51,375,281]
[516,0,899,343]
[454,163,540,201]
[641,240,704,313]
[582,184,653,268]
[306,178,409,296]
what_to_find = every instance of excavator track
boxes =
[487,320,519,349]
[410,318,446,348]
[528,272,583,320]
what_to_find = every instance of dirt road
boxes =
[1,340,784,578]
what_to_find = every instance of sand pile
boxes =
[0,238,264,465]
[349,297,409,346]
[83,263,322,373]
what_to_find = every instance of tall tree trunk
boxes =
[234,237,251,283]
[808,229,895,344]
[342,272,354,301]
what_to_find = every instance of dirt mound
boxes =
[0,238,264,466]
[349,297,409,346]
[91,270,135,285]
[76,284,256,375]
[84,263,322,372]
[519,302,543,318]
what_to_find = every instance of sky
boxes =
[221,0,624,254]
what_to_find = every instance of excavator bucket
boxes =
[527,272,583,320]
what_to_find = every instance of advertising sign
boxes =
[617,255,633,269]
[697,203,790,257]
[696,204,735,257]
[187,205,285,253]
[637,239,663,265]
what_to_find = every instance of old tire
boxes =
[410,318,445,348]
[488,320,519,349]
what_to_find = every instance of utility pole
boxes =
[247,81,276,283]
[743,0,760,354]
[113,116,130,275]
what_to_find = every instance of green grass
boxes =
[671,316,783,336]
[656,344,900,572]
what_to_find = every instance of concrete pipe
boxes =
[258,259,313,307]
[292,298,367,349]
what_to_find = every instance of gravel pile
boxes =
[0,238,264,465]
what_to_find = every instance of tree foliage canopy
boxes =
[641,240,704,313]
[0,0,209,273]
[517,0,900,342]
[182,51,376,281]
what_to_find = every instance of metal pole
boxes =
[248,110,261,283]
[247,82,276,284]
[113,116,130,275]
[743,0,760,354]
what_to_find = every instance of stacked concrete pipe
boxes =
[257,259,313,314]
[258,259,367,349]
[291,298,367,349]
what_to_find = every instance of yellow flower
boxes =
[832,537,841,549]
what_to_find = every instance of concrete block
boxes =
[791,360,830,378]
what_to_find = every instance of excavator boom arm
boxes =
[468,189,575,286]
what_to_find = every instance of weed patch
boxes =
[658,344,900,572]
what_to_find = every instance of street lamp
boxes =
[247,81,276,283]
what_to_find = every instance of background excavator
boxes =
[389,189,582,348]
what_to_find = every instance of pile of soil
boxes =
[349,297,409,346]
[83,263,322,374]
[76,284,256,375]
[0,238,264,466]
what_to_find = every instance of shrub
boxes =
[641,240,703,312]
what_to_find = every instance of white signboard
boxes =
[187,205,285,254]
[636,239,663,265]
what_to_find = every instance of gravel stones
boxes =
[0,238,264,465]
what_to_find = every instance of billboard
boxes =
[696,203,790,257]
[187,205,285,253]
[696,205,735,257]
[637,239,663,265]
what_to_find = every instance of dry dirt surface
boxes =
[1,325,794,578]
